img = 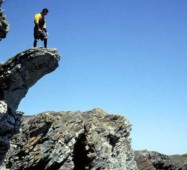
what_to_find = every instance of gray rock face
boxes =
[182,164,187,170]
[2,108,137,170]
[135,150,184,170]
[0,0,9,40]
[0,47,60,164]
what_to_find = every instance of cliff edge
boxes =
[0,1,138,169]
[0,47,60,163]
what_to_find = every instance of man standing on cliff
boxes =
[33,8,48,48]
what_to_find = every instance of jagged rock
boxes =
[135,150,184,170]
[0,47,60,164]
[135,151,156,170]
[1,108,137,170]
[0,0,9,40]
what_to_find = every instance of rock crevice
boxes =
[2,109,137,170]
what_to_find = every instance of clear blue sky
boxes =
[1,0,187,155]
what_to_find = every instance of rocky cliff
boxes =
[1,108,137,170]
[0,48,138,169]
[0,1,138,169]
[2,1,185,170]
[0,0,9,40]
[0,47,60,164]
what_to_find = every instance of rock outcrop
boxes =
[0,1,137,169]
[0,47,60,164]
[169,154,187,170]
[1,108,137,170]
[0,0,9,40]
[135,150,185,170]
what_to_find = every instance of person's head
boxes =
[41,8,49,16]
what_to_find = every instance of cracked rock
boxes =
[2,108,137,170]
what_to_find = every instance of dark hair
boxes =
[42,8,49,13]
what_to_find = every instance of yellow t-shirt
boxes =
[34,13,46,29]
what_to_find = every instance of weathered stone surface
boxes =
[2,108,137,170]
[0,0,9,40]
[0,47,60,164]
[169,154,187,170]
[181,164,187,170]
[0,47,60,110]
[135,151,156,170]
[135,150,184,170]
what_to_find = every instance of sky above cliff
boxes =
[1,0,187,155]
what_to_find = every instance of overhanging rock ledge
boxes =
[0,47,60,163]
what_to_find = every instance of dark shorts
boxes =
[34,29,47,41]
